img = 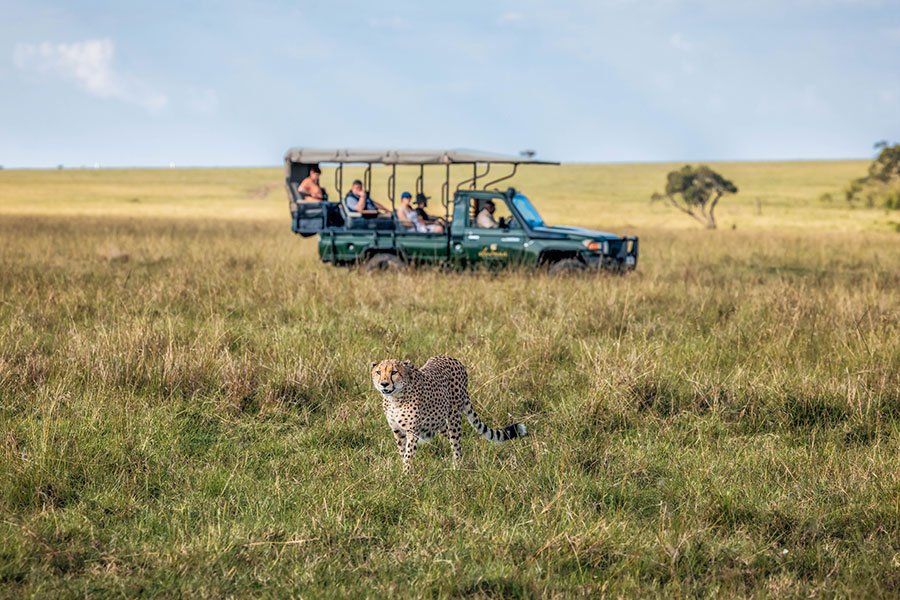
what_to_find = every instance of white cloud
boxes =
[669,32,692,51]
[13,39,167,113]
[498,12,525,24]
[187,87,219,114]
[366,16,408,30]
[756,85,831,118]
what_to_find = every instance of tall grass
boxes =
[1,165,900,597]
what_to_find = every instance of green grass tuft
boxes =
[2,164,900,597]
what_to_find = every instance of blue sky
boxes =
[1,0,898,167]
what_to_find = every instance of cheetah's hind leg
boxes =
[447,412,462,467]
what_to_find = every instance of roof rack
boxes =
[283,147,558,165]
[284,147,557,221]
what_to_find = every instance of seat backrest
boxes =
[338,203,396,231]
[339,201,362,219]
[286,163,315,211]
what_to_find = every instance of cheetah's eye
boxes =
[375,370,381,375]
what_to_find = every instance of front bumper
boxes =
[584,236,639,271]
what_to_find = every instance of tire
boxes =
[548,258,586,276]
[365,253,407,273]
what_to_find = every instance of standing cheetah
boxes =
[370,355,528,474]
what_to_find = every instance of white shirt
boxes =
[476,208,499,229]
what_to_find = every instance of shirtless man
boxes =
[297,165,326,201]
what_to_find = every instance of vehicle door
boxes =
[462,194,527,267]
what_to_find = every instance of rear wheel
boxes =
[365,253,407,273]
[548,258,586,276]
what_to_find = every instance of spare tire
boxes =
[365,253,406,273]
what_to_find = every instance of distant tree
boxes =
[845,141,900,209]
[519,149,536,159]
[651,165,738,229]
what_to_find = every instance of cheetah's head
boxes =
[370,359,414,397]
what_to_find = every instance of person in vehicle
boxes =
[344,179,388,215]
[398,192,444,233]
[297,164,327,201]
[415,193,447,227]
[476,199,499,228]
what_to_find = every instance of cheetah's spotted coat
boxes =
[370,355,527,474]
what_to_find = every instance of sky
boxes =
[1,0,899,167]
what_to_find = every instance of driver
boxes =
[344,179,389,215]
[297,164,327,201]
[476,199,499,228]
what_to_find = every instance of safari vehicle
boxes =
[284,148,638,273]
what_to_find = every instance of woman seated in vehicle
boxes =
[398,192,443,233]
[414,193,447,227]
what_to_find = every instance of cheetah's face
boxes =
[370,359,413,396]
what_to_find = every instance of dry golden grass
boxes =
[1,163,899,597]
[0,159,882,231]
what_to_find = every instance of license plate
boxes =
[625,256,635,265]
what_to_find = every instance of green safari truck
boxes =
[285,148,638,274]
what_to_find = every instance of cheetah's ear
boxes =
[369,361,378,370]
[402,360,414,369]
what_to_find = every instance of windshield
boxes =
[511,193,545,228]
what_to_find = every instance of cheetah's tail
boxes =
[461,396,528,444]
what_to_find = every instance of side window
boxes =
[470,197,517,229]
[493,198,518,229]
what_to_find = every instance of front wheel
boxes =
[365,253,407,273]
[548,258,586,276]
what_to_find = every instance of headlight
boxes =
[582,240,602,251]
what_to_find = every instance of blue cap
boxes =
[401,191,412,199]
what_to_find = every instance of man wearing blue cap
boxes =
[398,191,443,233]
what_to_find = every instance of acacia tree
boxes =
[651,165,738,229]
[845,141,900,209]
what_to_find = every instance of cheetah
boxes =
[370,355,528,474]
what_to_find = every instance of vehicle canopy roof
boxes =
[283,147,558,165]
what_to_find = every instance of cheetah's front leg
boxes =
[402,436,418,475]
[391,428,407,460]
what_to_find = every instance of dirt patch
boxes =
[246,182,279,201]
[95,245,129,262]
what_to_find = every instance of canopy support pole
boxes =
[335,165,343,200]
[441,164,450,222]
[482,163,518,190]
[388,164,396,215]
[456,163,491,191]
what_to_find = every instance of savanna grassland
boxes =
[2,161,900,598]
